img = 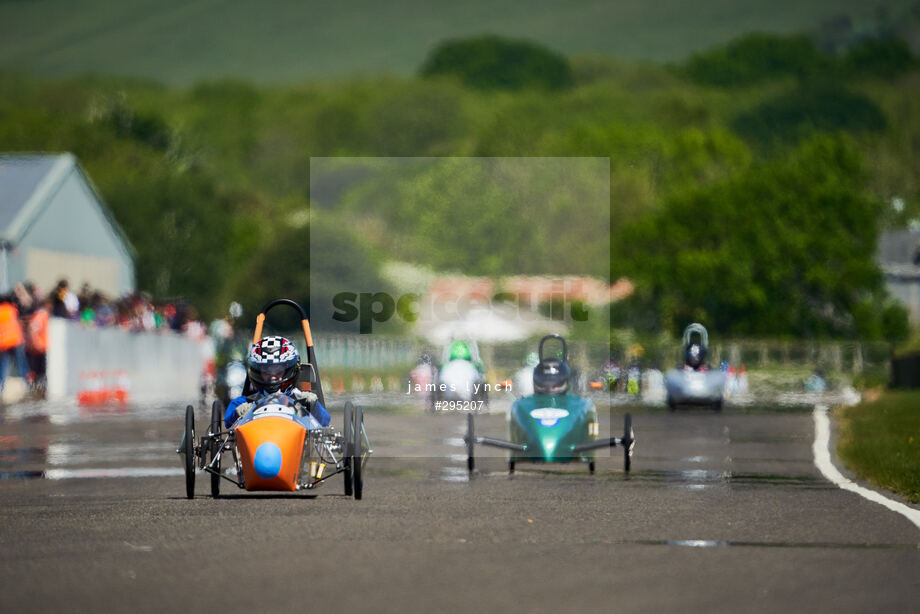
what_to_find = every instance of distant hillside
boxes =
[0,0,913,83]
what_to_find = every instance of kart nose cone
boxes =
[236,416,306,491]
[540,437,558,460]
[253,442,283,479]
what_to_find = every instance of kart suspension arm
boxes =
[204,433,243,487]
[570,436,631,453]
[300,465,345,489]
[205,434,232,470]
[470,436,527,452]
[204,465,242,488]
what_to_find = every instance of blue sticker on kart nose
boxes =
[253,442,283,479]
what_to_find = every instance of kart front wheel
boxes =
[352,405,364,500]
[343,402,354,496]
[466,412,475,475]
[183,405,195,499]
[209,400,222,497]
[623,413,634,473]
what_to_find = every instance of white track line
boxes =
[812,404,920,531]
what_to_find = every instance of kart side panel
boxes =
[664,369,725,404]
[236,416,306,491]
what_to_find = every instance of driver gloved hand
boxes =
[290,389,318,405]
[236,402,252,418]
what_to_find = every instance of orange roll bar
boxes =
[252,313,266,344]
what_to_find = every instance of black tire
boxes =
[509,460,515,475]
[667,395,676,412]
[183,405,195,499]
[209,400,222,497]
[713,398,723,412]
[466,412,475,474]
[589,461,595,475]
[623,413,633,473]
[343,402,354,496]
[353,405,364,500]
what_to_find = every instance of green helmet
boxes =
[449,341,471,361]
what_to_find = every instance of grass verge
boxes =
[837,390,920,504]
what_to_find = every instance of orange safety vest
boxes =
[0,303,24,351]
[27,309,49,354]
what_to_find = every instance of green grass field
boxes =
[837,391,920,503]
[0,0,912,83]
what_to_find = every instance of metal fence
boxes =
[484,338,890,374]
[236,332,891,375]
[312,335,417,369]
[703,340,890,373]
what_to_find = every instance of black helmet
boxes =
[247,336,301,393]
[533,358,571,395]
[684,343,705,369]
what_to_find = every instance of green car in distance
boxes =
[434,338,488,404]
[466,334,634,475]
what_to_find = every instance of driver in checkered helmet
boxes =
[224,336,331,428]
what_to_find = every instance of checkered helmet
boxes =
[247,336,300,393]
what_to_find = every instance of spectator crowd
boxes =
[0,279,206,399]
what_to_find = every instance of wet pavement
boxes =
[1,394,918,613]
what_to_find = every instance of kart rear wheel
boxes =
[343,402,354,496]
[623,413,634,473]
[509,460,515,475]
[183,405,195,499]
[209,400,222,497]
[466,412,475,474]
[352,405,364,500]
[589,461,595,475]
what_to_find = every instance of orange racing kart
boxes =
[178,299,371,499]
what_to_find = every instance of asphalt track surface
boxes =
[1,395,918,613]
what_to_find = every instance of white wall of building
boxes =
[46,318,211,404]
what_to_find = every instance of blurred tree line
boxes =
[614,135,907,341]
[0,25,918,341]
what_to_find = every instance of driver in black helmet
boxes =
[684,343,707,371]
[224,335,330,428]
[533,356,571,396]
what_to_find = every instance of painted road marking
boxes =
[44,467,184,479]
[813,404,920,531]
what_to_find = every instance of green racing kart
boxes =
[466,334,634,475]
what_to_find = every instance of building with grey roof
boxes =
[878,229,920,324]
[0,153,134,297]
